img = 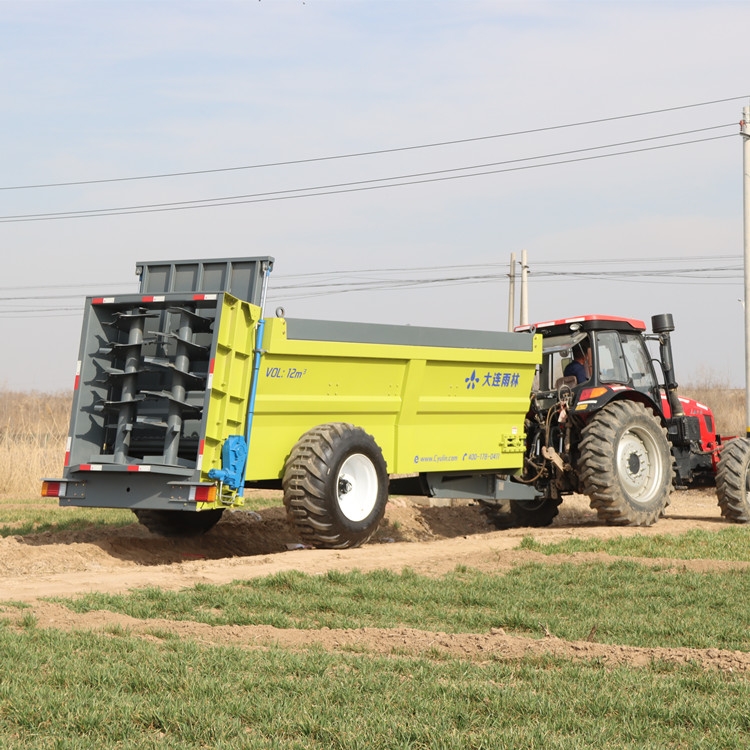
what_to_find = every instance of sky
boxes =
[1,0,749,393]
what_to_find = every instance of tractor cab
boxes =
[516,313,719,486]
[516,315,660,405]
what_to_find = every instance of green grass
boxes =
[0,625,748,749]
[59,563,750,651]
[0,500,133,538]
[240,493,284,512]
[517,526,750,560]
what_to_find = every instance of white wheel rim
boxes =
[617,426,664,504]
[336,453,379,522]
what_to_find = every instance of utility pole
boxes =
[520,248,529,326]
[507,252,516,331]
[742,106,750,436]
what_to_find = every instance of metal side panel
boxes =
[244,317,542,480]
[136,256,274,304]
[200,297,260,481]
[283,317,536,352]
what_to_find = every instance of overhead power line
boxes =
[0,257,742,312]
[0,131,735,224]
[1,95,746,192]
[270,254,741,280]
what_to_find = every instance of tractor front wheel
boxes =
[578,400,673,526]
[716,438,750,523]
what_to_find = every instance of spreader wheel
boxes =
[282,423,388,549]
[132,508,224,537]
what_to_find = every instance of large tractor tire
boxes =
[578,400,673,526]
[133,508,224,537]
[483,497,561,529]
[282,422,388,549]
[716,438,750,523]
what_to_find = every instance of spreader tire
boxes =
[282,423,388,549]
[578,400,673,526]
[132,508,224,537]
[483,497,561,529]
[509,497,561,527]
[716,438,750,523]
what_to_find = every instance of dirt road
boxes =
[0,489,735,603]
[4,488,750,673]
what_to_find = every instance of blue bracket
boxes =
[207,435,248,491]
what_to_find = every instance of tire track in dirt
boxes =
[0,490,746,672]
[6,600,750,674]
[0,490,742,603]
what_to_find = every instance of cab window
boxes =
[621,333,656,389]
[596,331,628,383]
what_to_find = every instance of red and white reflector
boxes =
[73,361,82,391]
[196,439,206,471]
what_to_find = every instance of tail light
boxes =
[41,481,66,498]
[191,485,217,503]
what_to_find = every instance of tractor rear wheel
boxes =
[133,508,224,537]
[282,423,388,549]
[716,438,750,523]
[578,400,673,526]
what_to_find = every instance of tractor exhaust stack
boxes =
[651,313,684,417]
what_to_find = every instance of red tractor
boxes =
[490,313,750,528]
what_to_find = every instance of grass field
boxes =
[2,620,748,750]
[1,555,750,748]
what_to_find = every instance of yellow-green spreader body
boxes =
[55,279,540,517]
[202,307,541,485]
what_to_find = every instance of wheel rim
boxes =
[336,453,379,522]
[616,425,665,504]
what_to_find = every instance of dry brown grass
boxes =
[0,389,72,499]
[682,372,746,437]
[681,386,745,437]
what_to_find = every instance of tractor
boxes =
[486,313,750,528]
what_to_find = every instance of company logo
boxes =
[465,369,521,389]
[465,370,480,389]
